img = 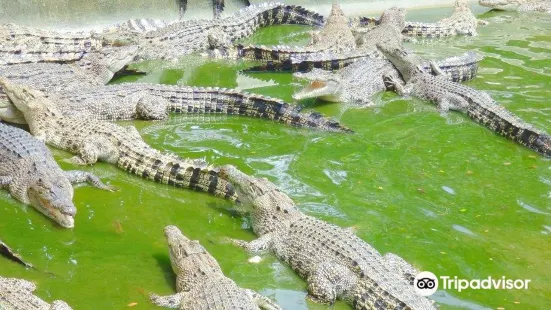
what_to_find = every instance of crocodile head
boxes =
[378,7,407,30]
[219,165,301,235]
[0,78,56,116]
[292,69,342,102]
[163,225,220,291]
[479,0,528,10]
[27,173,76,228]
[376,43,423,82]
[78,45,140,84]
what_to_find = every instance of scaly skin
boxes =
[149,225,282,309]
[293,51,481,105]
[211,7,406,73]
[352,1,487,38]
[377,42,551,157]
[1,239,33,268]
[305,3,356,53]
[0,276,73,310]
[1,81,352,132]
[479,0,551,13]
[49,83,352,132]
[137,2,324,60]
[0,122,114,228]
[403,1,485,38]
[0,78,239,201]
[0,46,139,124]
[219,165,436,309]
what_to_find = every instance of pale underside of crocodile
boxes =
[479,0,551,13]
[0,78,239,202]
[149,225,282,309]
[219,165,436,310]
[0,276,73,310]
[0,122,114,228]
[377,42,551,157]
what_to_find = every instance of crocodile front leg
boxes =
[64,170,117,191]
[307,261,357,304]
[225,233,274,253]
[383,74,410,96]
[149,292,184,309]
[249,290,283,310]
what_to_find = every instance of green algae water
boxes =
[1,5,551,310]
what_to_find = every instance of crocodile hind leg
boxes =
[64,170,117,191]
[437,93,469,113]
[135,93,169,120]
[150,292,184,309]
[384,253,419,285]
[307,262,357,304]
[249,290,283,310]
[67,137,117,165]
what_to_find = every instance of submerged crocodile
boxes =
[377,42,551,157]
[220,165,436,309]
[150,225,282,309]
[0,46,139,124]
[0,276,72,310]
[479,0,551,13]
[352,1,487,38]
[293,51,480,105]
[0,78,239,201]
[0,122,114,228]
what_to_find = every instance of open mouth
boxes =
[35,197,76,228]
[293,80,329,100]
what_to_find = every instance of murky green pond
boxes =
[1,5,550,310]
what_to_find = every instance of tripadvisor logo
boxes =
[413,272,531,296]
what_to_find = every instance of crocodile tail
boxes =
[167,87,353,133]
[119,154,239,201]
[235,44,297,62]
[467,100,551,157]
[253,4,324,27]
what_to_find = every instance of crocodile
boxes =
[219,164,436,309]
[0,276,73,310]
[377,41,551,157]
[0,122,115,228]
[479,0,551,13]
[149,225,282,309]
[131,2,324,60]
[0,81,351,132]
[0,46,139,124]
[210,7,406,71]
[351,1,487,38]
[292,51,480,105]
[304,2,356,54]
[0,78,239,202]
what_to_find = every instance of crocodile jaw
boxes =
[293,80,342,102]
[27,185,76,229]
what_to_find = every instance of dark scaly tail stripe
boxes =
[467,102,551,157]
[117,152,238,201]
[165,88,353,132]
